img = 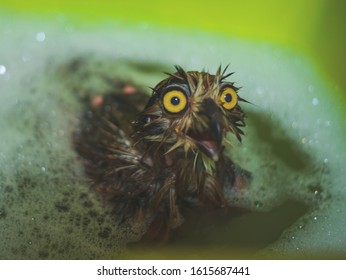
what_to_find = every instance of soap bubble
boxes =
[0,65,6,75]
[36,32,46,42]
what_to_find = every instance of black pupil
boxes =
[224,93,232,103]
[171,96,180,106]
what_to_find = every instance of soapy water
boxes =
[0,13,346,259]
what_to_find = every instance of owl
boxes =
[74,66,250,240]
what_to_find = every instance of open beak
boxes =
[186,98,224,161]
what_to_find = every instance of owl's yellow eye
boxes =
[219,87,238,110]
[162,90,188,113]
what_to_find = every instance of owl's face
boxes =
[134,66,246,162]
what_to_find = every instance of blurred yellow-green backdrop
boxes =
[2,0,346,98]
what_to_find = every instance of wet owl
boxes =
[74,66,250,240]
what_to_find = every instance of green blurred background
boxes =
[2,0,346,102]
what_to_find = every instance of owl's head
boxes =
[134,66,246,163]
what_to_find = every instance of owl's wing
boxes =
[73,86,153,205]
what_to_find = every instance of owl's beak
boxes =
[187,98,224,161]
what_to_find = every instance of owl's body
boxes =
[74,67,250,240]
